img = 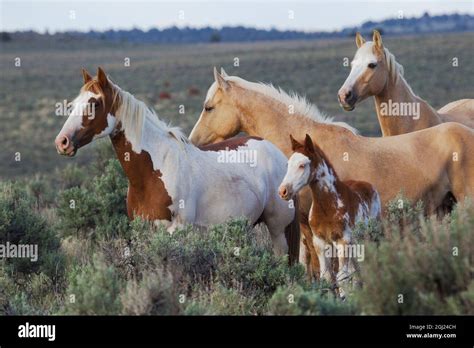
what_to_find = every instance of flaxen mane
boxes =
[382,47,414,95]
[208,76,358,134]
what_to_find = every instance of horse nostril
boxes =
[61,136,69,147]
[345,90,353,100]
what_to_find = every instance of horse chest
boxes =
[126,178,173,221]
[308,206,345,242]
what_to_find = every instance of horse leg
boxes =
[263,209,289,257]
[299,236,308,270]
[335,239,351,283]
[166,220,183,235]
[266,222,289,257]
[312,235,335,285]
[300,222,321,279]
[334,238,353,299]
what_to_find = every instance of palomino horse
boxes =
[189,69,474,267]
[54,67,300,263]
[279,134,380,286]
[338,30,474,136]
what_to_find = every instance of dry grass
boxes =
[0,33,473,178]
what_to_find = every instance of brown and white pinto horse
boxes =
[338,30,474,136]
[54,67,300,263]
[279,134,380,286]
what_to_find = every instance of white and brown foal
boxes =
[279,134,381,289]
[55,67,299,262]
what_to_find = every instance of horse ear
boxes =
[355,32,366,48]
[97,66,109,87]
[213,66,230,91]
[304,134,315,153]
[82,68,92,84]
[220,67,229,77]
[289,134,301,151]
[373,30,383,50]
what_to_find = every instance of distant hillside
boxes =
[2,12,473,44]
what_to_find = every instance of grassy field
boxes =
[0,33,473,316]
[0,32,473,178]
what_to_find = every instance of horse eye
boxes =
[368,63,377,69]
[299,164,305,169]
[89,98,100,107]
[205,106,214,112]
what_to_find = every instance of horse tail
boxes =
[285,196,300,266]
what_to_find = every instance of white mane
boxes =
[112,83,187,152]
[207,75,358,134]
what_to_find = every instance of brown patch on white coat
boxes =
[55,67,175,222]
[55,68,300,264]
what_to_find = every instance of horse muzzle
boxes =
[55,134,77,157]
[278,184,293,201]
[338,89,357,111]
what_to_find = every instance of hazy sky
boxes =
[1,0,473,33]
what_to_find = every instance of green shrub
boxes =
[0,265,17,314]
[0,182,65,280]
[56,159,129,240]
[355,201,474,315]
[63,253,123,315]
[26,174,54,208]
[128,218,305,313]
[5,273,60,315]
[385,193,425,238]
[184,283,258,315]
[121,269,180,315]
[267,284,358,315]
[54,163,87,190]
[91,139,116,176]
[353,217,383,243]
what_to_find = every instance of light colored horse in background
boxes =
[338,30,474,136]
[189,68,474,275]
[54,67,300,262]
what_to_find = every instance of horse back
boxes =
[198,136,264,152]
[344,179,381,218]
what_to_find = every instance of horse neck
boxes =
[374,72,442,136]
[233,88,346,157]
[308,157,343,220]
[110,112,184,188]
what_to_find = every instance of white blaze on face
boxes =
[342,42,378,91]
[59,91,99,137]
[280,152,311,196]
